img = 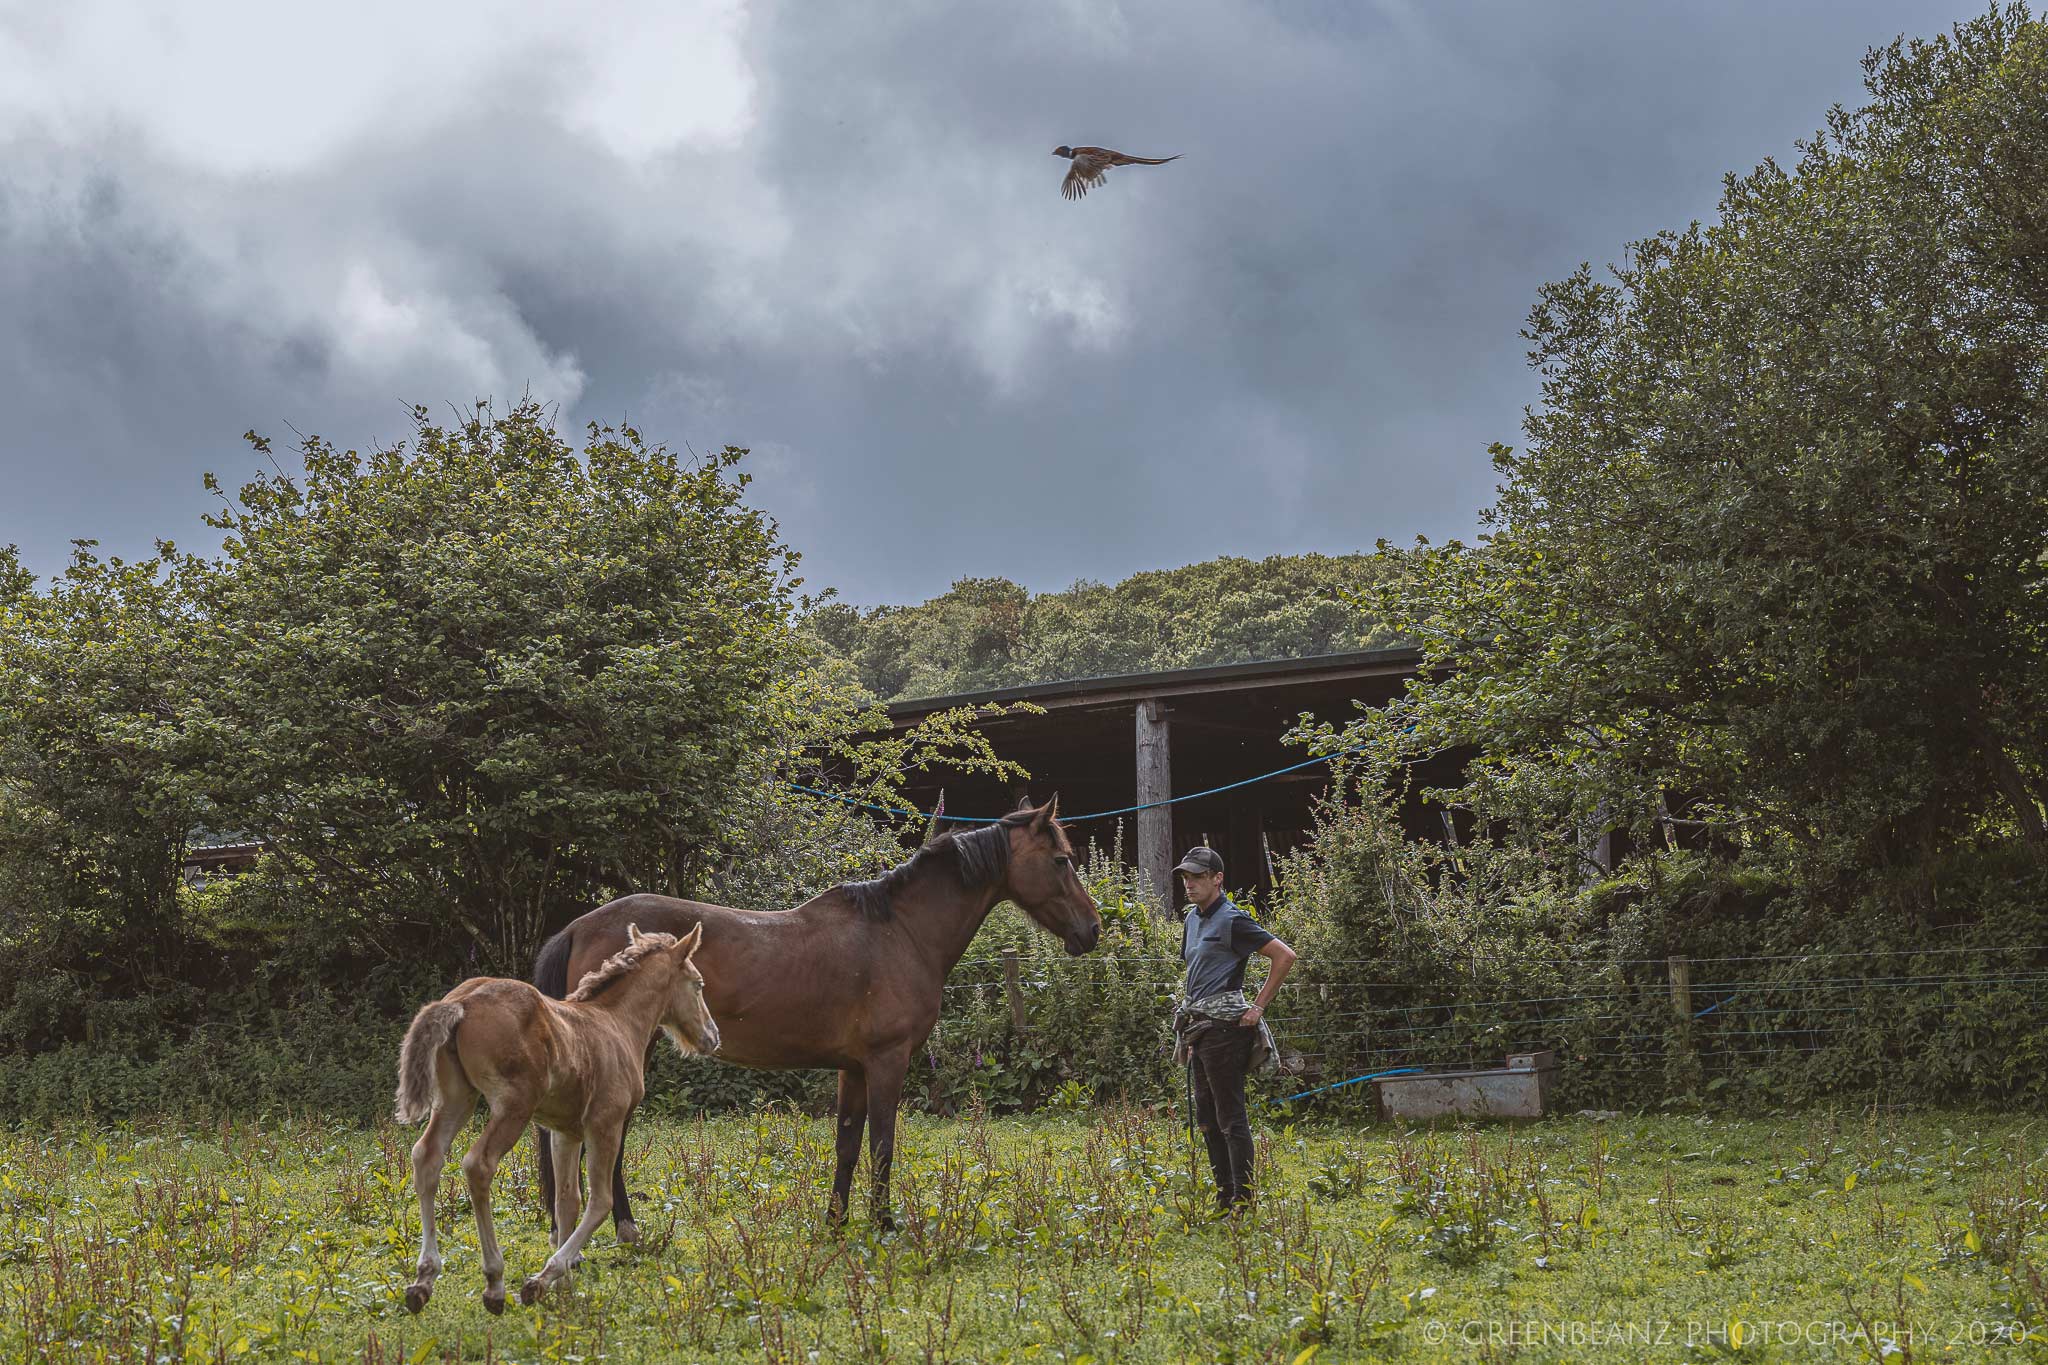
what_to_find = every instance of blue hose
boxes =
[1268,1065,1427,1107]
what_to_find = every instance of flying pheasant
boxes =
[1053,145,1181,201]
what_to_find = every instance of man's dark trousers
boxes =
[1190,1022,1257,1207]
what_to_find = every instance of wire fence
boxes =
[923,941,2048,1113]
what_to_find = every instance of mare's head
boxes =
[999,797,1101,956]
[625,922,722,1056]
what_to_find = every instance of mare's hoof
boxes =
[520,1276,548,1306]
[617,1219,640,1246]
[483,1291,506,1316]
[404,1285,430,1314]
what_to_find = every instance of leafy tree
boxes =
[174,404,814,969]
[0,542,197,993]
[812,553,1404,700]
[1327,5,2048,889]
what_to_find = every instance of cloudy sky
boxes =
[0,0,1974,604]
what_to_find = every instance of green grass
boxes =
[3,1105,2046,1362]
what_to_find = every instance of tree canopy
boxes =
[174,406,809,968]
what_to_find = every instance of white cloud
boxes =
[0,0,767,432]
[557,3,755,160]
[0,0,755,175]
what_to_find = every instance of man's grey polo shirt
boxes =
[1179,893,1275,1001]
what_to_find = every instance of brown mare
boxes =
[532,797,1100,1231]
[395,923,720,1313]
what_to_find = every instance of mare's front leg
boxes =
[535,1125,560,1243]
[548,1130,584,1254]
[610,1110,641,1245]
[828,1067,867,1226]
[462,1102,532,1315]
[404,1074,476,1312]
[524,1121,621,1304]
[865,1049,912,1230]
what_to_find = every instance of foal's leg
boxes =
[405,1075,476,1312]
[524,1122,621,1304]
[461,1102,531,1315]
[827,1067,867,1226]
[864,1050,912,1230]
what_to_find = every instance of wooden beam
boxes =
[1135,699,1174,914]
[1154,714,1293,742]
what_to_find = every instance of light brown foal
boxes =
[394,923,719,1313]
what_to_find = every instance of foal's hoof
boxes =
[520,1275,548,1306]
[617,1219,640,1246]
[404,1285,430,1314]
[483,1290,506,1316]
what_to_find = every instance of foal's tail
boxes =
[393,1000,465,1124]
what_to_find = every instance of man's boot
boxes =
[1224,1130,1257,1212]
[1201,1126,1235,1207]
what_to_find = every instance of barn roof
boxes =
[885,646,1424,722]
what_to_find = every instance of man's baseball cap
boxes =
[1174,846,1224,876]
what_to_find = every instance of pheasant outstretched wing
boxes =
[1061,159,1108,200]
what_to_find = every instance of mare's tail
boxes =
[393,999,465,1124]
[533,928,574,1001]
[531,928,576,1218]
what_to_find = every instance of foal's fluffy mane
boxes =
[568,929,679,1001]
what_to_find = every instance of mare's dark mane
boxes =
[840,809,1031,922]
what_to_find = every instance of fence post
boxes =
[1667,955,1699,1098]
[1002,948,1027,1034]
[1668,955,1692,1019]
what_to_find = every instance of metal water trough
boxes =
[1373,1050,1557,1120]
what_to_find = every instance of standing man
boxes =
[1172,845,1297,1212]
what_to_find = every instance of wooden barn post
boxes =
[1136,699,1174,913]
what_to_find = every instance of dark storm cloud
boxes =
[0,1,1975,602]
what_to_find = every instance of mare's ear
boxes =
[678,922,704,957]
[627,922,644,945]
[1012,792,1035,814]
[1031,794,1059,832]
